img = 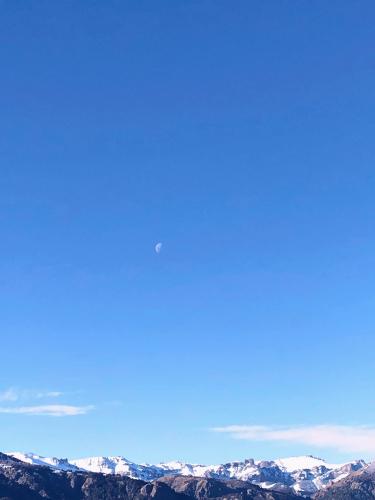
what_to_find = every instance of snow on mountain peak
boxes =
[275,455,335,472]
[6,451,368,496]
[7,452,80,471]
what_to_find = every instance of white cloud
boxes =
[0,388,63,402]
[0,405,94,417]
[0,388,19,402]
[36,391,63,399]
[212,424,375,454]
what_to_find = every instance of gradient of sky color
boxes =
[1,0,375,464]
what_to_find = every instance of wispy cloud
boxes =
[0,405,94,417]
[0,387,64,401]
[0,388,19,402]
[0,388,93,417]
[212,424,375,454]
[36,391,63,399]
[0,387,63,402]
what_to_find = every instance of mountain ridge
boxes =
[6,452,367,496]
[0,453,299,499]
[314,463,375,499]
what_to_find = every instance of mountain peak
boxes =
[275,455,331,472]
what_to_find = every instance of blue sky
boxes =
[1,0,375,464]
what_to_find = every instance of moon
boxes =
[155,242,162,254]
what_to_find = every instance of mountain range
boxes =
[1,452,375,499]
[6,452,367,496]
[0,452,297,500]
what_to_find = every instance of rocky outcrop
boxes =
[313,463,375,499]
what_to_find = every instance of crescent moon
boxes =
[155,242,162,254]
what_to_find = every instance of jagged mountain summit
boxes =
[10,451,82,472]
[314,462,375,499]
[7,452,367,496]
[0,453,298,499]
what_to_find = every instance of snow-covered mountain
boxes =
[9,451,81,472]
[71,455,165,482]
[7,452,367,496]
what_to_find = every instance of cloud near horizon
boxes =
[212,424,375,454]
[0,405,94,417]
